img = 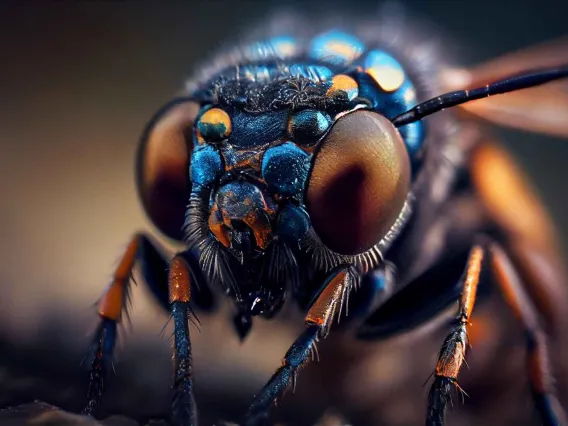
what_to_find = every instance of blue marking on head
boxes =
[398,120,424,157]
[277,203,310,243]
[229,109,289,148]
[288,64,334,82]
[240,64,279,82]
[288,109,332,145]
[309,30,365,65]
[246,36,298,60]
[383,79,424,156]
[197,121,229,141]
[356,51,426,156]
[262,142,311,196]
[190,145,223,186]
[216,181,265,219]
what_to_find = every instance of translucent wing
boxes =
[442,37,568,137]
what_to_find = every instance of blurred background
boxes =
[1,1,568,425]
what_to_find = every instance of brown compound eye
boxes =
[306,110,411,255]
[136,100,199,241]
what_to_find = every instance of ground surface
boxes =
[0,401,349,426]
[0,401,148,426]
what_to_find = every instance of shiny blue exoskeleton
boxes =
[185,30,424,321]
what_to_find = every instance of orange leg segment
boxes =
[490,242,567,426]
[97,234,141,321]
[244,266,355,426]
[82,233,144,416]
[168,255,197,426]
[426,245,484,426]
[82,231,207,426]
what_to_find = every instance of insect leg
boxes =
[82,233,142,416]
[168,255,198,426]
[82,233,212,418]
[490,242,568,426]
[426,244,485,426]
[244,265,356,426]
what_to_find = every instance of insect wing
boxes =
[442,37,568,137]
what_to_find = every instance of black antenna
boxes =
[392,65,568,127]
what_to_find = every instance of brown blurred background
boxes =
[1,1,568,425]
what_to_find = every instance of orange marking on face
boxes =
[305,270,348,328]
[242,210,273,250]
[222,149,263,172]
[196,129,206,145]
[327,74,359,99]
[168,256,192,303]
[208,204,231,248]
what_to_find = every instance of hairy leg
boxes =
[426,244,484,426]
[244,266,357,426]
[490,242,567,426]
[82,232,211,420]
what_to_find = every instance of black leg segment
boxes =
[244,266,356,426]
[168,255,198,426]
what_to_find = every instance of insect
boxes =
[80,11,568,426]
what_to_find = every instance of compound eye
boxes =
[287,109,332,145]
[197,108,232,141]
[136,100,199,241]
[306,110,411,255]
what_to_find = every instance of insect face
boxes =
[188,85,416,264]
[89,18,568,426]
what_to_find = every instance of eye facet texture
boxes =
[306,110,411,255]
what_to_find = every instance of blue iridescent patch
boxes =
[216,181,266,219]
[197,120,229,141]
[309,30,365,65]
[356,53,425,156]
[399,120,424,158]
[239,64,280,82]
[190,145,223,186]
[262,142,311,196]
[288,64,334,82]
[287,109,331,145]
[229,109,289,148]
[277,203,310,242]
